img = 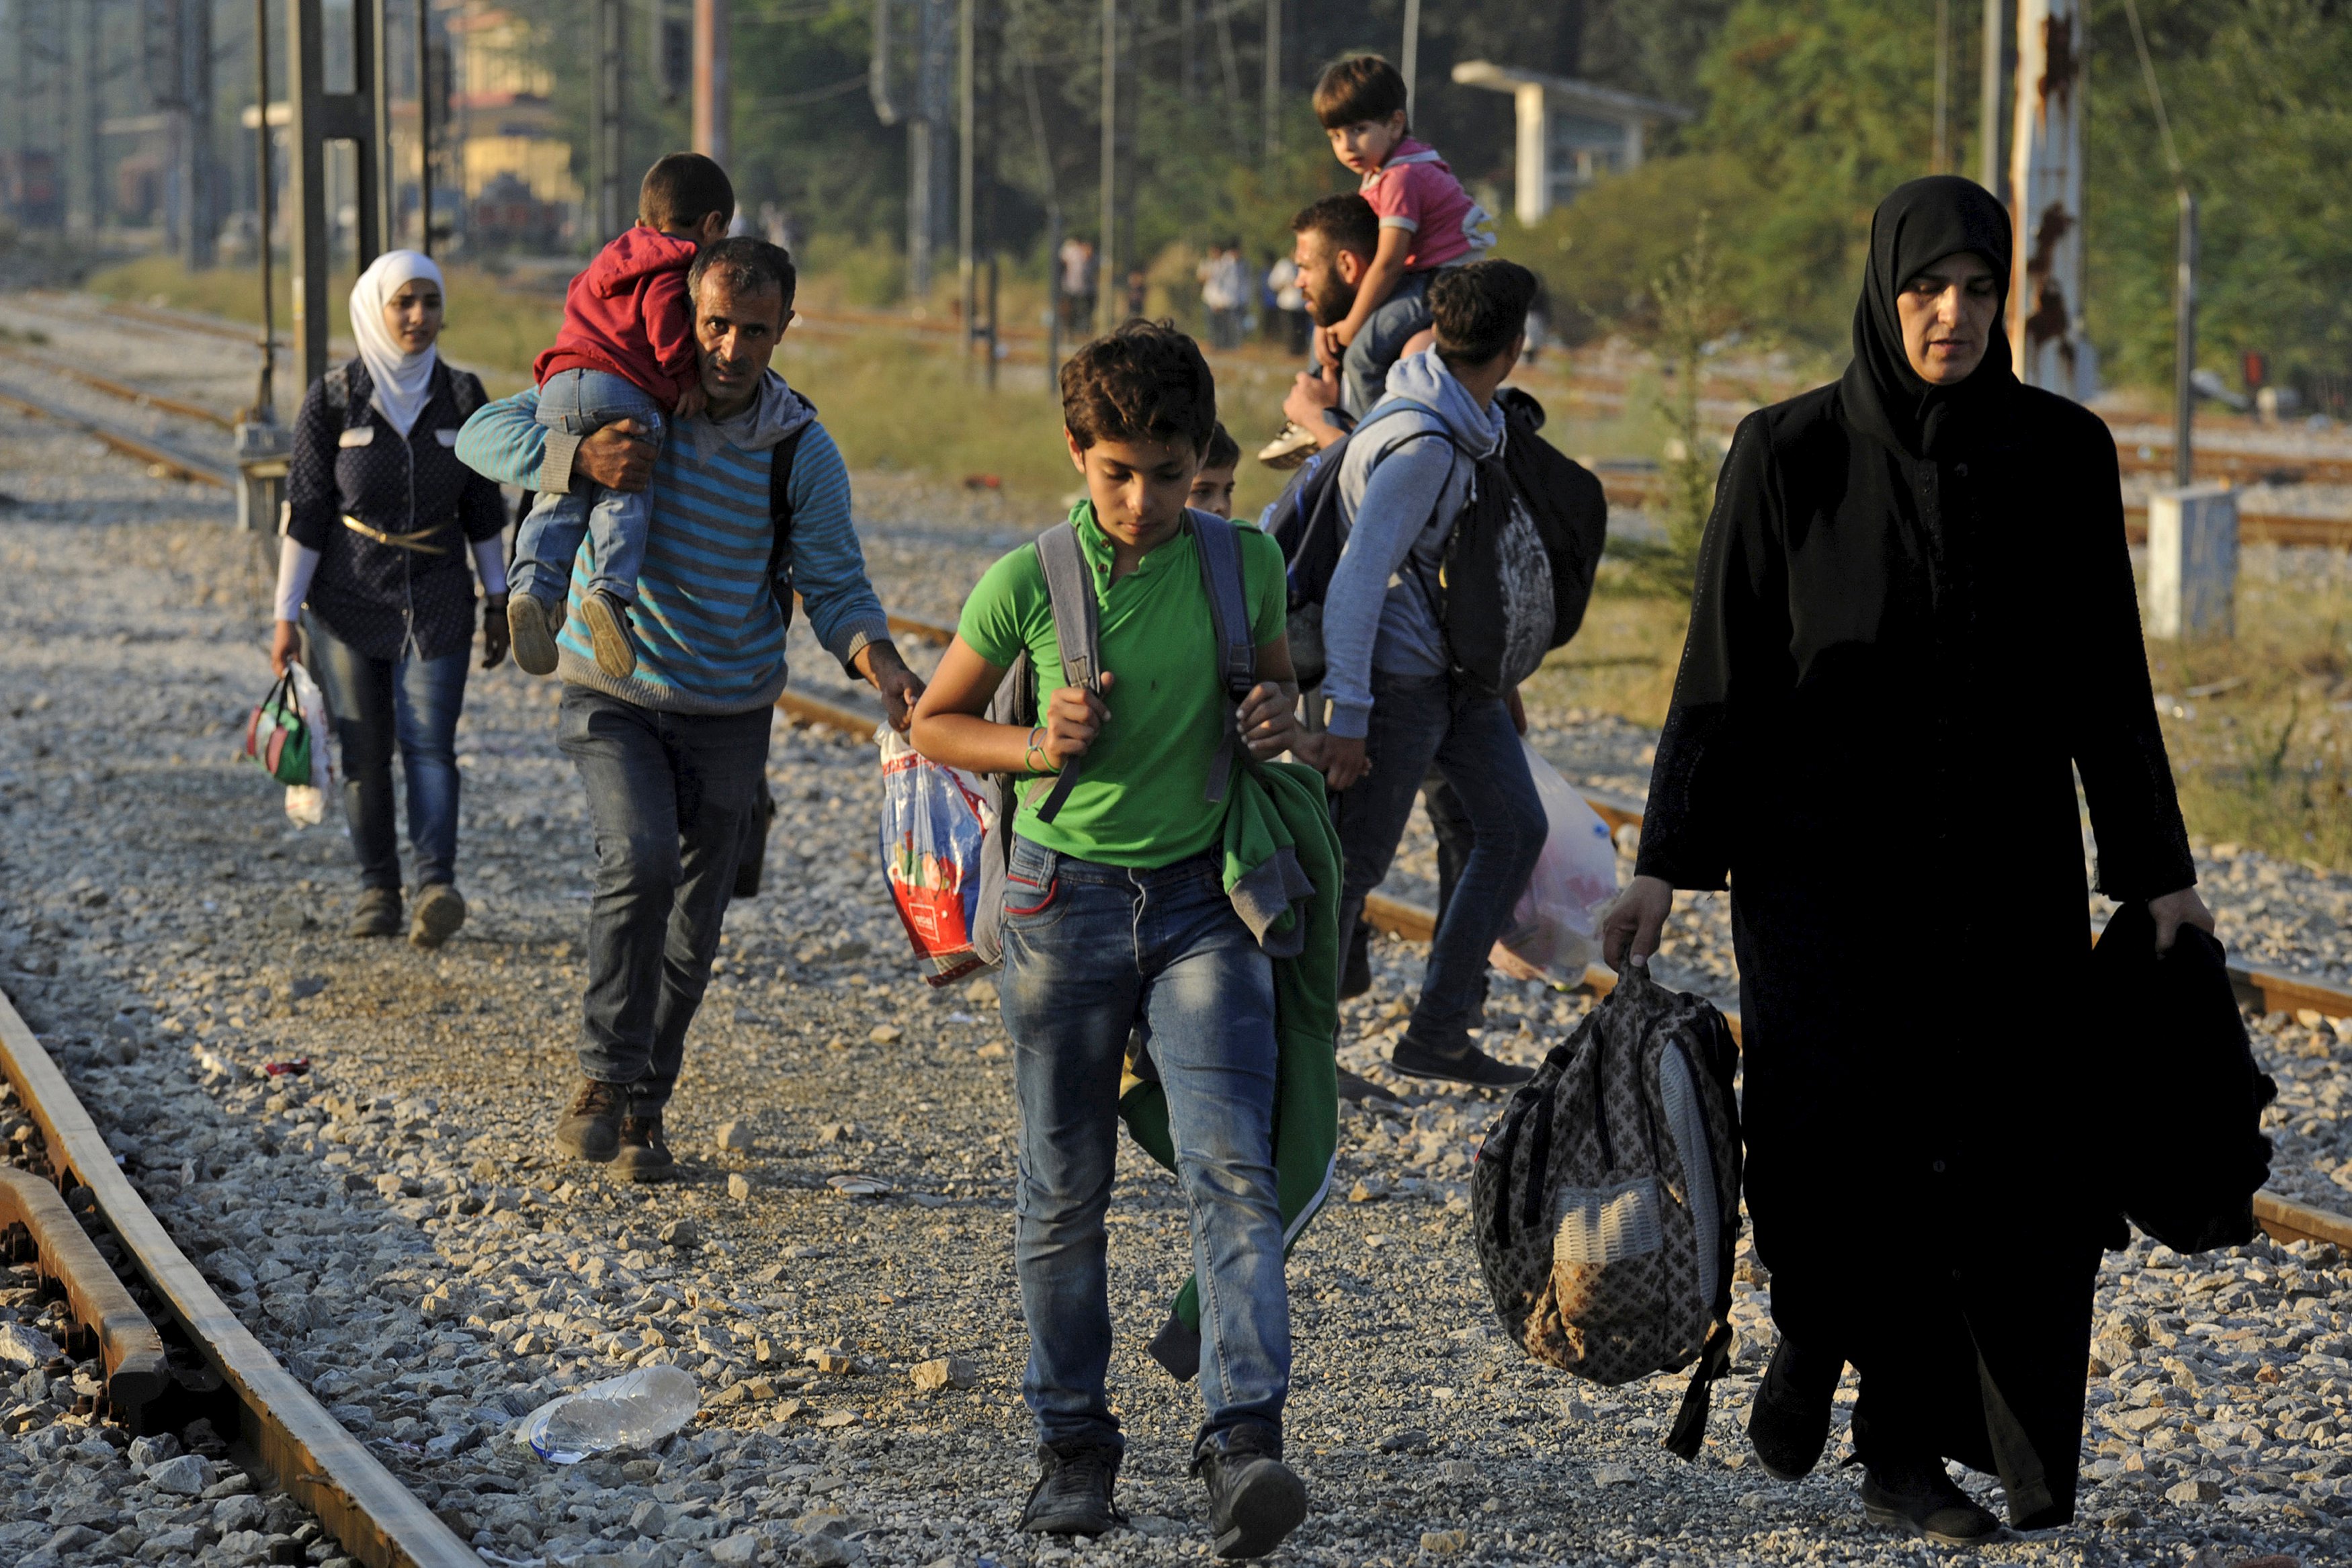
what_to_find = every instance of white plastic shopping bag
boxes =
[877,725,995,985]
[282,662,338,828]
[1490,738,1620,982]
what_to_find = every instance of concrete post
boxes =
[2008,0,2095,400]
[1513,84,1547,226]
[2144,484,2239,640]
[66,0,97,235]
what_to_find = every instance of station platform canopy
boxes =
[1451,62,1693,226]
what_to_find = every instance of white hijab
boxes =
[348,249,444,435]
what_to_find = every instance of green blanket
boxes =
[1118,757,1342,1379]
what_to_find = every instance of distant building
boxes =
[1451,62,1692,226]
[446,2,580,249]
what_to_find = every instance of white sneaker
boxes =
[1257,422,1322,470]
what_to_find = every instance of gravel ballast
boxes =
[0,313,2344,1567]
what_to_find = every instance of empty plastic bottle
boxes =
[521,1364,699,1463]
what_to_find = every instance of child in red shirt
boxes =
[507,153,733,680]
[1314,56,1495,416]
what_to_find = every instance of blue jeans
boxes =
[1342,269,1435,416]
[1330,670,1545,1046]
[557,686,770,1114]
[305,615,468,893]
[512,367,667,606]
[995,835,1290,1451]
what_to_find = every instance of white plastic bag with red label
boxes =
[1490,738,1620,983]
[878,725,995,985]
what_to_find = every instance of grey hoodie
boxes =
[1320,349,1507,740]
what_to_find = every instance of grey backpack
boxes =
[970,511,1257,968]
[1471,963,1743,1459]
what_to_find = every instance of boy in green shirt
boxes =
[909,324,1310,1557]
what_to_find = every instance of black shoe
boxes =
[1193,1424,1308,1560]
[1335,1066,1402,1104]
[1747,1337,1842,1481]
[580,588,638,679]
[1339,918,1373,1000]
[614,1114,675,1182]
[1018,1440,1124,1536]
[553,1080,627,1163]
[1860,1456,2004,1547]
[346,887,402,939]
[1390,1033,1534,1088]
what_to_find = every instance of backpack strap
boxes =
[763,425,814,627]
[1187,510,1257,805]
[323,363,351,415]
[448,367,485,423]
[1030,521,1100,825]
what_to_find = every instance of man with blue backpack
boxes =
[1296,260,1561,1088]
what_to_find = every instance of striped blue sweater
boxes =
[456,376,891,714]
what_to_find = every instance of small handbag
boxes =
[243,670,314,787]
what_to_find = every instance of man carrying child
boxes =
[458,223,922,1180]
[909,324,1320,1557]
[507,153,734,681]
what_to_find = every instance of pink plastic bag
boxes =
[878,727,995,985]
[1490,739,1620,983]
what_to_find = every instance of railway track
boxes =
[0,992,477,1566]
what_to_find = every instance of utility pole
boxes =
[1931,0,1950,174]
[1261,0,1281,167]
[1978,0,2003,193]
[66,0,96,235]
[2174,191,2197,486]
[693,0,730,167]
[958,0,975,366]
[416,0,434,255]
[2008,0,2092,398]
[173,0,218,267]
[1181,0,1198,105]
[1401,0,1421,124]
[236,0,289,536]
[595,0,628,241]
[1099,0,1117,333]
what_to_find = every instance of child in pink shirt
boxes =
[1314,55,1496,415]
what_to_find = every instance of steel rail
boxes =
[0,991,478,1568]
[776,678,2352,1252]
[0,1166,169,1415]
[0,344,237,429]
[0,384,233,489]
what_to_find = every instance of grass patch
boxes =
[2150,548,2352,870]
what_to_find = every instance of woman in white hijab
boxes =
[270,250,513,949]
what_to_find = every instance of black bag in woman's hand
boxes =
[2091,901,2277,1254]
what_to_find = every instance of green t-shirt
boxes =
[957,505,1288,867]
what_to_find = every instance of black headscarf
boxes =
[1840,175,2019,461]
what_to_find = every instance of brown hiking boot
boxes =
[554,1080,627,1163]
[614,1115,675,1182]
[409,883,466,949]
[346,887,402,939]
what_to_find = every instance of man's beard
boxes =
[1306,275,1357,329]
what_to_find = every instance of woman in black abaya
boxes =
[1601,177,2212,1542]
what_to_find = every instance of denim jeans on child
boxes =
[556,685,771,1114]
[305,613,469,893]
[1329,670,1546,1048]
[1341,268,1435,417]
[995,834,1290,1451]
[511,367,667,605]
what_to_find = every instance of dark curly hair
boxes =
[1431,259,1539,370]
[1060,320,1217,454]
[1202,422,1242,471]
[686,236,798,312]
